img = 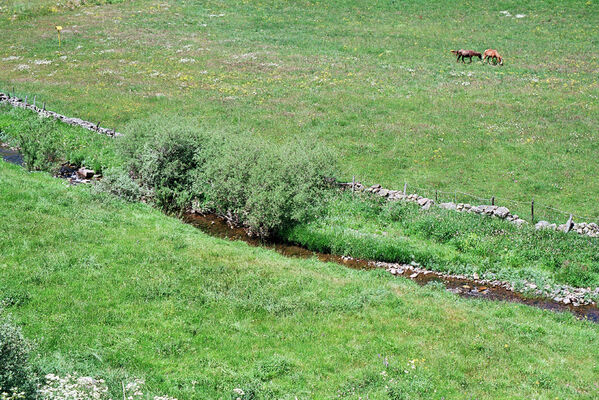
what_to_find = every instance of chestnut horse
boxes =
[451,49,482,63]
[483,49,503,65]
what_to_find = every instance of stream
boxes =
[184,213,599,323]
[1,147,597,323]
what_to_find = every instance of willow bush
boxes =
[111,116,335,237]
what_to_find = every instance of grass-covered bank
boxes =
[288,193,599,291]
[3,108,599,293]
[2,161,599,399]
[0,104,120,173]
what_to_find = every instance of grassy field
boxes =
[0,0,598,219]
[1,161,599,399]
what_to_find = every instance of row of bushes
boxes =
[96,116,336,237]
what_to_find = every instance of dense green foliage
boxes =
[116,116,335,236]
[1,162,599,399]
[288,193,599,288]
[0,310,38,399]
[0,105,120,173]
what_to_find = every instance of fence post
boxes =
[491,196,495,205]
[531,198,534,223]
[42,102,46,111]
[24,95,27,106]
[352,175,355,195]
[33,95,36,108]
[403,182,407,196]
[435,190,438,202]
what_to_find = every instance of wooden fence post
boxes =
[403,182,407,196]
[33,95,36,108]
[435,190,438,202]
[491,196,495,205]
[531,198,534,223]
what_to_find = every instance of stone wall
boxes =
[345,182,599,238]
[0,92,121,137]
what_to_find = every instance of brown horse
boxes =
[451,49,482,63]
[483,49,503,65]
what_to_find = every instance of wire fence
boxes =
[349,176,598,225]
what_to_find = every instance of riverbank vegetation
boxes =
[287,193,599,290]
[3,108,598,291]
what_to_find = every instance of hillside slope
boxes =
[1,162,598,399]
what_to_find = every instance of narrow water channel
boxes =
[2,149,597,323]
[184,213,599,323]
[0,145,23,166]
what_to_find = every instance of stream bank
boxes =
[1,147,598,322]
[184,212,599,323]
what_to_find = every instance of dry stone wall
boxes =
[0,92,121,137]
[345,182,599,238]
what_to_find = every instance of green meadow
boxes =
[0,0,598,219]
[2,1,599,398]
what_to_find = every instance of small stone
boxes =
[439,202,457,210]
[77,167,95,179]
[535,220,550,230]
[493,207,510,219]
[409,273,419,279]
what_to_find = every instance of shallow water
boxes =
[184,213,599,323]
[0,146,23,166]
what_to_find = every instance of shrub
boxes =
[14,118,60,172]
[91,167,149,202]
[195,134,335,237]
[0,310,38,399]
[120,116,201,212]
[118,116,336,237]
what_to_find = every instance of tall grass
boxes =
[287,193,599,288]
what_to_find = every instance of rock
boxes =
[417,197,430,207]
[565,214,574,233]
[513,218,527,226]
[439,202,457,210]
[535,220,551,230]
[77,167,95,179]
[482,205,498,215]
[378,188,389,197]
[493,206,510,219]
[409,273,419,279]
[422,201,432,210]
[470,206,483,214]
